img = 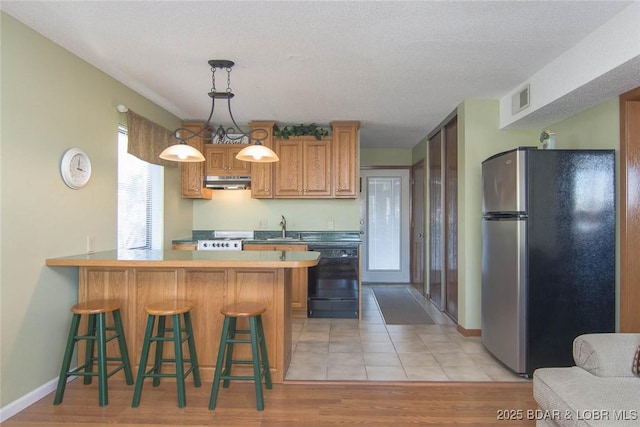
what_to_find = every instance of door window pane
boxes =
[367,177,401,270]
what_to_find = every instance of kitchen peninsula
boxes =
[45,249,320,383]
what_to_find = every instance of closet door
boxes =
[427,116,458,318]
[411,160,426,294]
[428,131,443,309]
[444,117,458,321]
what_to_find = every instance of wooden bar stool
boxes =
[131,299,201,408]
[209,302,272,411]
[54,299,133,406]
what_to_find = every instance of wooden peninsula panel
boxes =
[47,250,318,383]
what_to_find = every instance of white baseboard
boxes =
[0,376,76,423]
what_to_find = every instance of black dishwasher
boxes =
[307,245,359,318]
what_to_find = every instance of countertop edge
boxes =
[45,249,320,268]
[45,258,319,268]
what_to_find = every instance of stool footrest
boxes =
[149,332,191,343]
[225,338,254,344]
[218,374,266,381]
[156,357,197,365]
[141,366,195,379]
[73,331,121,343]
[69,362,129,379]
[229,359,264,366]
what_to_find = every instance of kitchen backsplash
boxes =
[190,230,360,242]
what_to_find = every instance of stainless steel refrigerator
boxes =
[481,147,615,377]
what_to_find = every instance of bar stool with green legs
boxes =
[131,299,201,408]
[54,299,133,406]
[209,302,272,411]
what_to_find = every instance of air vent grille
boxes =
[511,84,530,115]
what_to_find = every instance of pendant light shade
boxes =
[235,144,279,163]
[159,143,206,162]
[164,59,277,163]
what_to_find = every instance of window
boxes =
[117,125,163,249]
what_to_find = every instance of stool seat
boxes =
[132,299,200,408]
[54,299,133,407]
[220,303,266,318]
[71,300,121,314]
[145,300,194,316]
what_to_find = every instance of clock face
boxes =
[61,148,92,189]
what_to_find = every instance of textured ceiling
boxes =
[1,1,634,148]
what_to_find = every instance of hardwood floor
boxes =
[4,379,537,426]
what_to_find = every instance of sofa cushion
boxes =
[573,334,640,378]
[534,367,640,427]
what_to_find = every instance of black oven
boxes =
[307,244,359,318]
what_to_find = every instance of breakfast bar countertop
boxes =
[45,249,320,268]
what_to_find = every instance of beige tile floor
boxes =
[285,284,528,382]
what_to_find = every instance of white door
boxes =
[360,169,411,283]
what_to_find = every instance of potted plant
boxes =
[539,130,556,149]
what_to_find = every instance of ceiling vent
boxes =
[511,84,530,115]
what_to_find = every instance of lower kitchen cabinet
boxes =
[244,243,308,316]
[172,242,197,250]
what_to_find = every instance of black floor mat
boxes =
[372,286,435,325]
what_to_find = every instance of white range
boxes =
[196,230,254,251]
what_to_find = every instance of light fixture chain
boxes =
[211,66,217,93]
[226,67,232,94]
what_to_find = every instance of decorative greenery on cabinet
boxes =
[274,123,330,140]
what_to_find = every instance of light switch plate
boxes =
[87,235,95,253]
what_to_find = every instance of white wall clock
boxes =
[60,148,92,189]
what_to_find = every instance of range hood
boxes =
[204,175,251,190]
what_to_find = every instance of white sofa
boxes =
[533,333,640,427]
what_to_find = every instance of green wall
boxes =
[0,13,190,409]
[361,148,413,166]
[192,191,361,231]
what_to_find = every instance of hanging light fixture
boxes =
[158,143,206,162]
[160,60,278,163]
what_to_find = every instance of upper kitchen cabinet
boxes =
[331,121,360,198]
[180,123,213,199]
[204,144,251,176]
[274,137,332,198]
[249,121,276,199]
[178,120,359,199]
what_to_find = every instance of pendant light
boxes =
[158,143,206,162]
[161,60,278,163]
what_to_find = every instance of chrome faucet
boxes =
[280,215,287,238]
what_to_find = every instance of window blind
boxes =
[117,125,163,250]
